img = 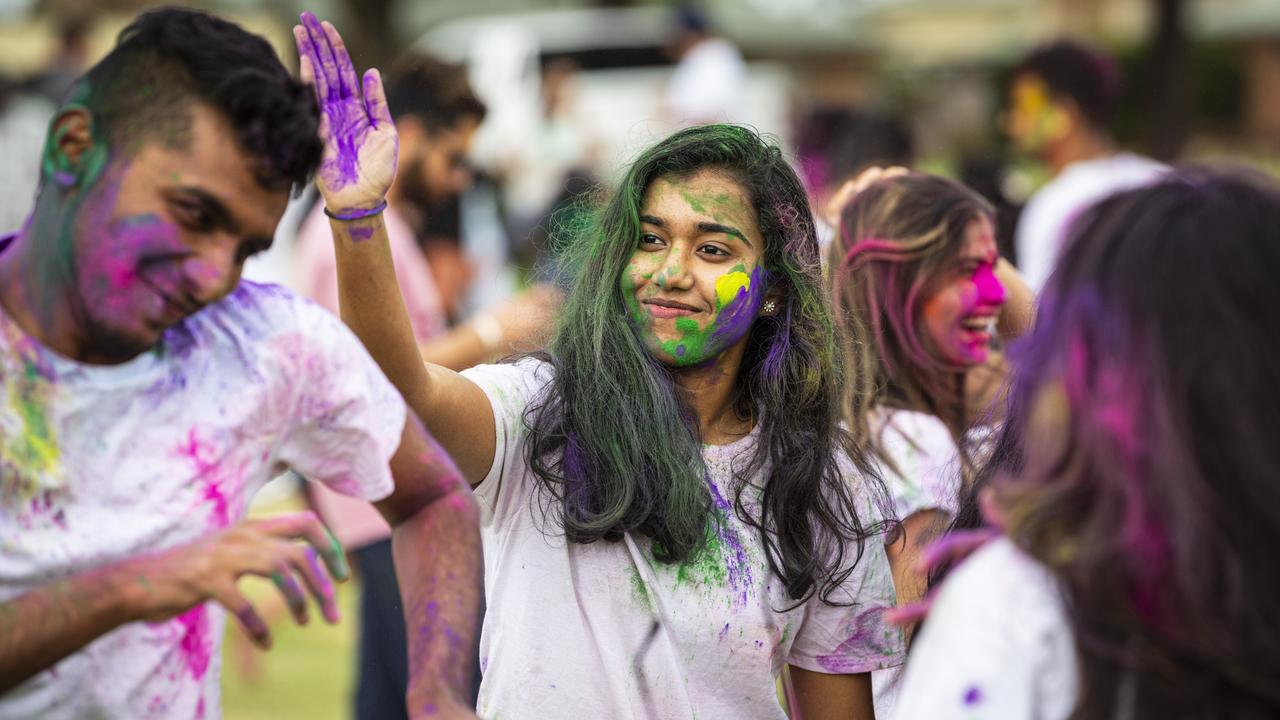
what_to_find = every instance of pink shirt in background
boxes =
[293,202,449,549]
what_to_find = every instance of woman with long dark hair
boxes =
[893,168,1280,719]
[296,17,902,719]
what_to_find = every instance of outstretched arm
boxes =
[293,13,495,486]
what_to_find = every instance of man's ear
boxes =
[43,106,100,188]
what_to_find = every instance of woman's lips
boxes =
[643,298,700,318]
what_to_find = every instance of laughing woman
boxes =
[295,14,902,720]
[827,172,1033,714]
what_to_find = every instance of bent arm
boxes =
[375,413,483,716]
[331,214,496,484]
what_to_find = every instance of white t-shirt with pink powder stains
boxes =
[0,280,406,719]
[460,359,904,720]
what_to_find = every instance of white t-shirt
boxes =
[866,408,965,716]
[461,359,904,720]
[0,279,406,720]
[891,537,1078,720]
[869,408,966,522]
[1016,153,1166,292]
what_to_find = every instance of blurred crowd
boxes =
[2,2,1278,719]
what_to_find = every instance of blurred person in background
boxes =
[24,14,91,105]
[501,58,602,275]
[894,168,1280,720]
[663,5,746,127]
[295,53,482,345]
[828,169,1031,717]
[1005,39,1165,292]
[0,76,53,234]
[793,105,916,247]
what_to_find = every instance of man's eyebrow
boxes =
[175,186,274,248]
[175,186,237,232]
[698,222,750,247]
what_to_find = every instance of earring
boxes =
[762,300,777,315]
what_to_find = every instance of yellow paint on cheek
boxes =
[715,271,751,309]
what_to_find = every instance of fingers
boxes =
[300,12,339,101]
[292,22,328,101]
[978,485,1007,530]
[296,546,342,624]
[914,528,1001,575]
[257,511,350,582]
[885,597,933,626]
[363,68,393,129]
[270,564,310,626]
[213,585,273,649]
[321,20,360,100]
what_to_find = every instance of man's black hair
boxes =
[384,55,486,133]
[1013,39,1121,131]
[81,6,322,192]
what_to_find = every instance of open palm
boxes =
[293,12,398,213]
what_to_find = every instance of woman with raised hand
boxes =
[894,168,1280,719]
[295,13,902,720]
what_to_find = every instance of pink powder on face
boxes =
[973,263,1006,306]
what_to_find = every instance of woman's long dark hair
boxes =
[522,124,889,604]
[954,168,1280,717]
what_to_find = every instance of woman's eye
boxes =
[639,233,664,247]
[699,244,730,257]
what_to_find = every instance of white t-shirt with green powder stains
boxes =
[0,278,405,720]
[460,359,904,720]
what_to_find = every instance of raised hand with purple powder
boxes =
[293,12,397,217]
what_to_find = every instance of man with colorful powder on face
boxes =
[0,8,480,720]
[1004,39,1165,292]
